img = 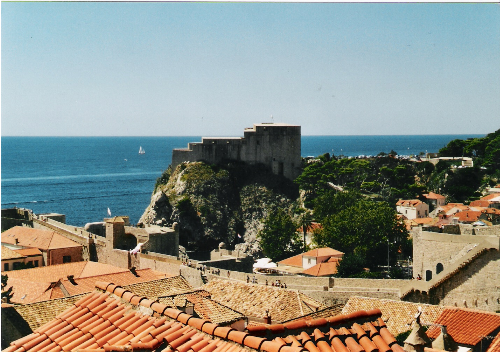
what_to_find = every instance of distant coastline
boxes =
[1,134,484,226]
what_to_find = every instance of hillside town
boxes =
[2,124,500,352]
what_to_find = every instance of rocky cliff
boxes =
[139,161,299,255]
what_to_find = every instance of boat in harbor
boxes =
[139,146,145,154]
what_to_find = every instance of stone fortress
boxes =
[171,123,302,181]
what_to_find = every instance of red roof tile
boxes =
[302,261,340,277]
[453,210,482,223]
[279,253,303,267]
[396,199,423,207]
[6,281,403,352]
[1,226,82,250]
[302,248,344,258]
[426,307,500,346]
[423,192,445,200]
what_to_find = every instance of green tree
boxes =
[314,200,408,270]
[1,274,12,303]
[336,253,366,277]
[258,208,303,262]
[313,190,363,222]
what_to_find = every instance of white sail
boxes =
[139,146,145,154]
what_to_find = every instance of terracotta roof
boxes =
[302,248,344,258]
[426,307,500,346]
[486,331,500,352]
[4,261,169,304]
[246,308,386,337]
[1,226,82,250]
[13,247,43,256]
[5,281,405,352]
[2,245,26,260]
[412,217,436,225]
[12,294,86,331]
[281,304,344,324]
[423,192,445,200]
[124,276,193,299]
[158,291,245,325]
[278,248,344,272]
[5,261,128,283]
[296,222,323,233]
[279,254,303,267]
[396,199,423,207]
[481,194,500,202]
[342,296,445,337]
[470,200,492,207]
[453,211,482,223]
[302,261,339,277]
[202,278,326,323]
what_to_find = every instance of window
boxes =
[63,256,71,263]
[436,263,444,274]
[34,260,39,267]
[13,262,21,270]
[425,270,432,281]
[4,263,9,271]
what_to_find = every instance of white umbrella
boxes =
[253,258,277,269]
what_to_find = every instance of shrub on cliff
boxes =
[258,208,303,262]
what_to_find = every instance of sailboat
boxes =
[138,146,145,155]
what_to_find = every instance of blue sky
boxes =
[2,2,499,136]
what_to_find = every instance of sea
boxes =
[1,135,483,227]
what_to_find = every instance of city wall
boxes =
[171,123,302,181]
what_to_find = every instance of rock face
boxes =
[139,161,298,255]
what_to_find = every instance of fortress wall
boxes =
[171,123,301,181]
[140,252,181,276]
[413,229,500,279]
[433,249,500,312]
[405,249,500,312]
[332,278,408,290]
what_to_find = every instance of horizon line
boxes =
[0,133,487,138]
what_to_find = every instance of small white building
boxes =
[423,192,446,209]
[396,199,429,220]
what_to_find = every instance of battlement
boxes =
[171,123,301,180]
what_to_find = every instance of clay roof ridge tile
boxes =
[115,312,142,331]
[198,340,221,352]
[169,328,198,349]
[176,334,206,352]
[95,281,113,291]
[189,338,211,352]
[92,324,116,343]
[130,295,143,306]
[124,315,150,334]
[61,332,93,351]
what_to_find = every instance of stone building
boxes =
[396,199,429,219]
[1,226,83,267]
[403,226,500,312]
[171,123,302,181]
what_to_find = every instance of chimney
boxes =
[130,267,138,277]
[404,308,431,352]
[67,275,77,285]
[431,326,458,352]
[15,238,19,245]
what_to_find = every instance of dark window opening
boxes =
[425,270,433,281]
[4,263,9,271]
[63,256,71,263]
[436,263,444,274]
[13,262,21,270]
[34,260,39,267]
